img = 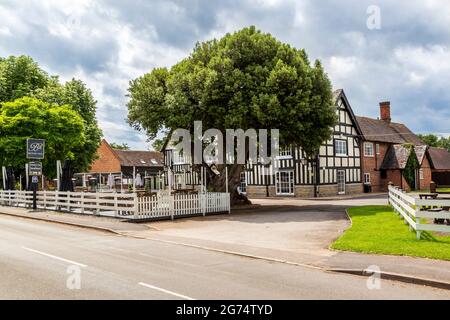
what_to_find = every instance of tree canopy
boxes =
[0,55,102,173]
[0,97,86,178]
[33,78,102,172]
[418,134,450,152]
[127,26,336,156]
[0,56,49,102]
[109,142,130,150]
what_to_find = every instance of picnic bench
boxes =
[421,193,450,225]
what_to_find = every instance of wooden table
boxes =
[418,193,438,200]
[435,195,450,225]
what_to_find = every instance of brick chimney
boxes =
[380,101,391,123]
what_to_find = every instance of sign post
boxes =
[27,139,45,211]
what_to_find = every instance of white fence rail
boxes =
[0,190,230,221]
[388,185,450,239]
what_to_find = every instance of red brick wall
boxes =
[89,140,121,173]
[386,169,411,191]
[385,157,431,191]
[361,141,390,192]
[419,156,432,190]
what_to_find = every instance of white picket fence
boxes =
[0,190,230,221]
[136,192,230,220]
[388,185,450,239]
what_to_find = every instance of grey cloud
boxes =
[1,0,449,149]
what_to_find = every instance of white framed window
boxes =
[277,147,292,159]
[364,173,371,184]
[239,172,247,194]
[276,171,294,195]
[337,170,346,194]
[334,139,347,156]
[364,142,374,157]
[419,169,424,180]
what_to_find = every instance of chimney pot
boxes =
[380,101,391,123]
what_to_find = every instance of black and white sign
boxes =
[29,162,43,176]
[32,176,39,184]
[27,139,45,159]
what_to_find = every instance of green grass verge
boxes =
[331,205,450,261]
[410,188,450,193]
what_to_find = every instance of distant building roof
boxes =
[113,149,163,167]
[381,145,427,170]
[428,147,450,170]
[355,116,424,145]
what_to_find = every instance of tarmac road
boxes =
[0,214,449,300]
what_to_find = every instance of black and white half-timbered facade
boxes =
[244,89,363,197]
[162,149,200,190]
[161,89,364,197]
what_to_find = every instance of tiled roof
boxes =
[381,145,428,170]
[428,147,450,170]
[356,116,424,145]
[113,150,163,167]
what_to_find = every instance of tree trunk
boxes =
[200,164,251,205]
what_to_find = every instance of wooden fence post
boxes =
[170,194,175,220]
[114,193,118,217]
[133,193,139,219]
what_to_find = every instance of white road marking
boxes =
[21,246,87,268]
[138,282,195,300]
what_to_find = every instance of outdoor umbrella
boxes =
[59,160,74,192]
[107,174,115,189]
[5,167,15,190]
[134,173,143,188]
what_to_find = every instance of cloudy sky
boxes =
[1,0,449,149]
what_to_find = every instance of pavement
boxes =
[1,213,449,299]
[1,194,450,292]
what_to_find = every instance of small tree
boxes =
[0,97,86,178]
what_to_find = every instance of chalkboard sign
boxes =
[27,139,45,159]
[29,161,43,176]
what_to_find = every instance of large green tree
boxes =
[33,79,102,172]
[0,55,102,173]
[0,97,86,178]
[0,55,50,102]
[127,26,337,202]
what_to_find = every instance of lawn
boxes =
[331,205,450,261]
[410,188,450,193]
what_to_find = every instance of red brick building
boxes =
[81,140,164,190]
[357,102,432,192]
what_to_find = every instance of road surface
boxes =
[0,215,449,299]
